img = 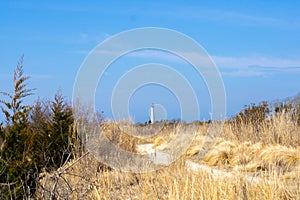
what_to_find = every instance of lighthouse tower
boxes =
[150,103,155,124]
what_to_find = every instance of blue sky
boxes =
[1,1,300,122]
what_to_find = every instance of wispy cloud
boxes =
[141,51,300,76]
[78,32,111,45]
[128,50,184,62]
[71,47,300,77]
[30,74,54,79]
[22,1,298,29]
[221,70,266,77]
[130,51,300,73]
[200,9,296,28]
[214,55,300,77]
[213,55,300,69]
[133,3,300,29]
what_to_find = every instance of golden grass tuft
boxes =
[202,139,236,166]
[186,144,203,157]
[202,139,300,174]
[230,141,262,167]
[153,136,167,149]
[257,145,300,170]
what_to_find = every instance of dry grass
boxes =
[202,139,300,175]
[37,112,300,199]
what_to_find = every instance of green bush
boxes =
[46,92,75,171]
[0,57,77,199]
[0,57,37,198]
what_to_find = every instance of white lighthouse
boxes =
[150,103,155,124]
